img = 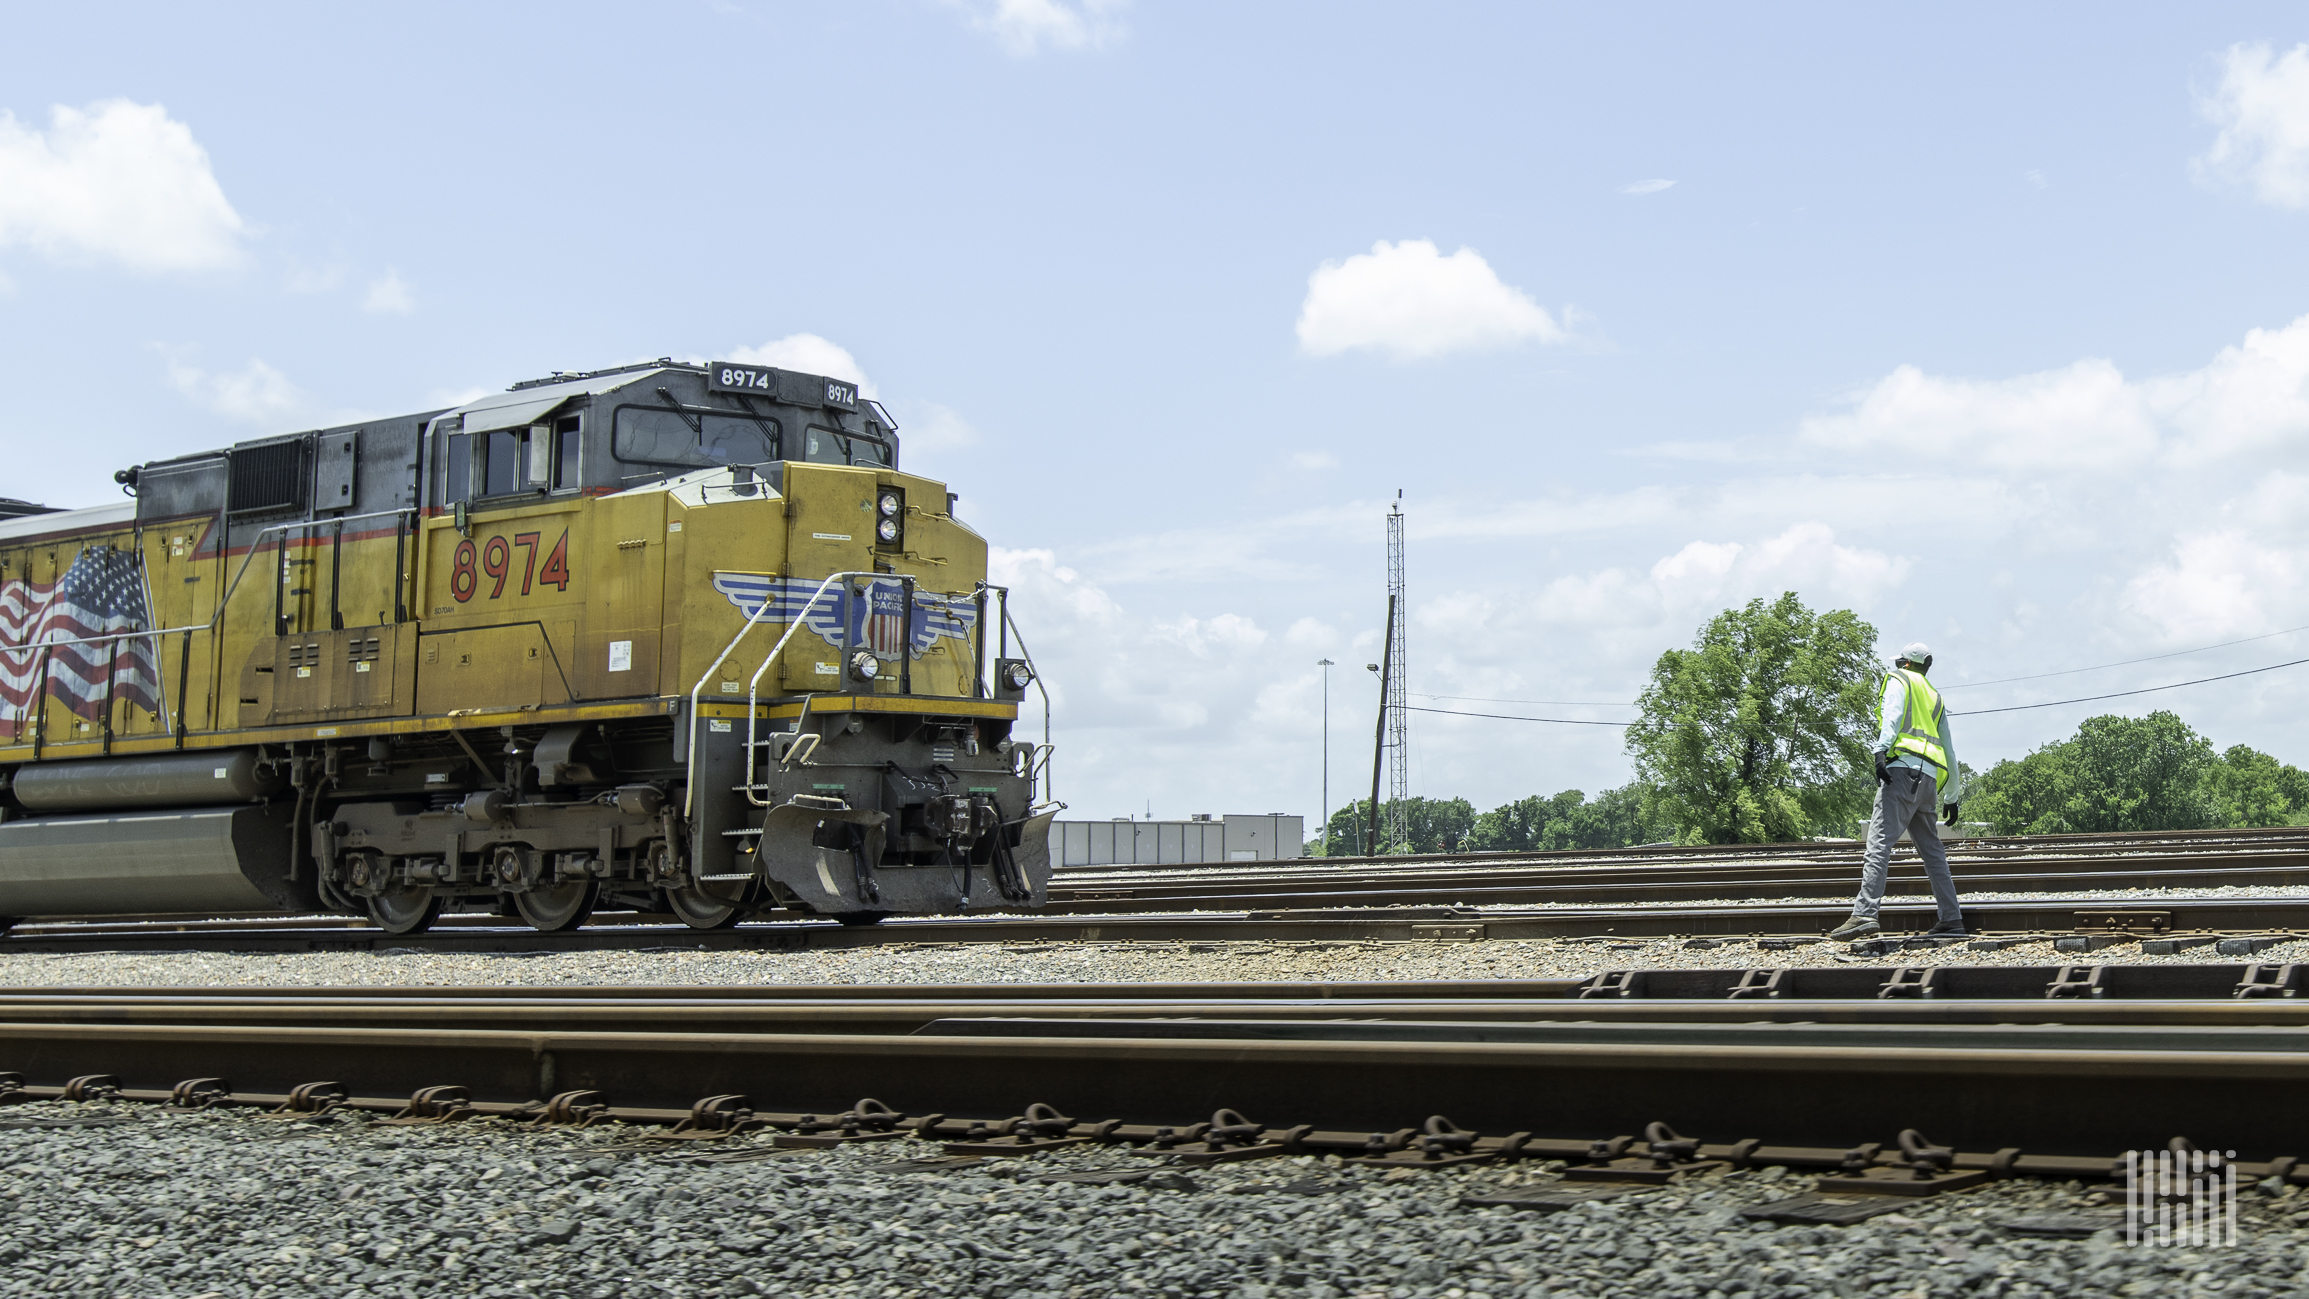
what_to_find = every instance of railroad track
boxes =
[10,823,2309,952]
[1047,824,2309,910]
[2,896,2305,955]
[7,970,2309,1188]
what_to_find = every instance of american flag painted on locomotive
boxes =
[0,545,162,733]
[709,573,977,659]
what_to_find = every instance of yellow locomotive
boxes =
[0,359,1055,935]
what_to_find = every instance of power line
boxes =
[1955,656,2309,716]
[1939,624,2309,691]
[1407,705,1633,727]
[1414,692,1634,708]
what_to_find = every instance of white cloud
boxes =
[2198,42,2309,209]
[726,333,878,398]
[958,0,1127,56]
[1801,313,2309,473]
[0,99,246,272]
[2025,169,2048,191]
[1619,179,1675,195]
[165,357,302,425]
[1800,358,2156,473]
[1291,451,1340,471]
[2124,530,2305,641]
[362,271,414,314]
[1295,239,1566,361]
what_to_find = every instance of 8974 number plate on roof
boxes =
[709,361,859,410]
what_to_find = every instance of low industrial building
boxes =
[1055,814,1305,868]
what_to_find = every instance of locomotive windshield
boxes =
[612,404,890,471]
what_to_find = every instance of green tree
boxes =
[1624,593,1880,844]
[2061,711,2216,832]
[1469,792,1584,851]
[2199,743,2309,828]
[1965,746,2076,835]
[1310,796,1476,854]
[1967,711,2233,834]
[1541,784,1677,849]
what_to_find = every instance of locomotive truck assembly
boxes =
[0,359,1057,936]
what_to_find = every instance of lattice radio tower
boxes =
[1384,495,1409,851]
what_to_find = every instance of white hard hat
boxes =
[1898,641,1933,665]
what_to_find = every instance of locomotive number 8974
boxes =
[0,358,1056,936]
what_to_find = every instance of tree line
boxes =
[1311,592,2309,852]
[1310,786,1677,856]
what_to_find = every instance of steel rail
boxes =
[10,973,2309,1033]
[7,1017,2309,1159]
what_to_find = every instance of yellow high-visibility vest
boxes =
[1888,667,1950,794]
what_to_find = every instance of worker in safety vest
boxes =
[1827,642,1966,942]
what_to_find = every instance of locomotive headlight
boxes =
[849,650,880,681]
[1002,661,1035,691]
[876,517,900,542]
[878,492,901,517]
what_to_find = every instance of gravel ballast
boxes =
[4,1100,2306,1299]
[2,932,2306,990]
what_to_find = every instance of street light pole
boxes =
[1317,658,1334,854]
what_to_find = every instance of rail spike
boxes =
[62,1074,121,1102]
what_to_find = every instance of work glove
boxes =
[1942,802,1960,827]
[1873,753,1890,784]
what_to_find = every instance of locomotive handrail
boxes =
[682,569,876,818]
[0,508,418,655]
[1000,601,1055,804]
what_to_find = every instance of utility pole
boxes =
[1366,594,1393,858]
[1317,658,1335,855]
[1384,495,1408,853]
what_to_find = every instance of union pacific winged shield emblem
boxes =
[709,573,977,660]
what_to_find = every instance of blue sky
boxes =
[9,2,2309,825]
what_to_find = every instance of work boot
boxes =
[1826,915,1880,942]
[1925,919,1970,941]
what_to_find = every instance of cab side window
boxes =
[443,432,471,501]
[554,415,581,490]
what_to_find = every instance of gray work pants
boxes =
[1854,766,1963,924]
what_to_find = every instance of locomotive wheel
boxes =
[515,881,598,933]
[367,885,444,936]
[663,885,744,930]
[832,911,889,928]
